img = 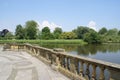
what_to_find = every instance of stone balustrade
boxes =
[3,43,120,80]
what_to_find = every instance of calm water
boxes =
[40,43,120,64]
[40,43,120,80]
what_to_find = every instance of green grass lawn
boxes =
[0,39,87,45]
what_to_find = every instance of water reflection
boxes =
[39,43,120,64]
[39,43,120,80]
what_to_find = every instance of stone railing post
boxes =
[99,66,105,80]
[65,57,69,70]
[79,61,84,77]
[55,55,60,66]
[69,57,77,74]
[60,55,64,67]
[85,63,90,80]
[91,64,97,80]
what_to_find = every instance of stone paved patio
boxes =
[0,46,70,80]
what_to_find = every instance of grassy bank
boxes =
[0,39,87,45]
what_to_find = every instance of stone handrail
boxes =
[4,43,120,80]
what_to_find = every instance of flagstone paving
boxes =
[0,46,70,80]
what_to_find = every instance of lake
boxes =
[40,43,120,80]
[40,43,120,64]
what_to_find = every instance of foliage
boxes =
[106,28,118,36]
[0,39,87,45]
[25,20,38,39]
[1,20,120,44]
[41,27,54,39]
[118,30,120,36]
[59,32,77,39]
[98,27,107,35]
[100,28,120,42]
[15,24,26,39]
[53,27,62,39]
[73,26,90,39]
[84,31,102,44]
[4,32,14,40]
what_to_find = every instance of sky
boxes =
[0,0,120,32]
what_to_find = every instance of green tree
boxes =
[59,32,77,39]
[41,27,54,39]
[53,27,62,39]
[98,27,107,35]
[15,24,25,39]
[84,31,101,44]
[106,28,118,36]
[5,32,14,40]
[25,20,38,39]
[73,26,90,39]
[118,30,120,36]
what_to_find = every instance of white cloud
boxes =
[37,20,62,32]
[87,21,97,31]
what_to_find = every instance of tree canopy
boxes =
[25,20,38,39]
[41,27,54,39]
[73,26,90,39]
[98,27,107,35]
[59,32,77,39]
[53,27,62,39]
[15,24,25,39]
[1,20,120,43]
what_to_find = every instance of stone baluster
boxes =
[74,59,79,75]
[85,63,90,80]
[69,57,77,74]
[91,64,97,80]
[99,66,105,80]
[54,54,58,65]
[29,46,31,51]
[79,61,84,77]
[34,48,36,55]
[31,48,33,53]
[107,69,114,80]
[36,49,39,56]
[38,49,41,56]
[55,54,60,66]
[60,55,64,67]
[45,52,49,60]
[24,45,26,50]
[41,49,43,57]
[51,54,54,64]
[64,57,69,70]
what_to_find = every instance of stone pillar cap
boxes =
[53,48,65,52]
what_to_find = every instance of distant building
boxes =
[0,29,9,37]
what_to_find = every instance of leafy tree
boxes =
[106,28,118,36]
[59,32,77,39]
[53,27,62,39]
[36,30,41,39]
[15,24,25,39]
[73,26,90,39]
[84,31,101,44]
[42,27,50,34]
[5,32,14,40]
[98,27,107,35]
[41,27,54,39]
[100,28,119,42]
[25,20,38,39]
[118,30,120,36]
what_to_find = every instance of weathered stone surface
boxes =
[3,44,120,80]
[0,46,70,80]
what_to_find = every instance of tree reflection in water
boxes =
[39,43,120,64]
